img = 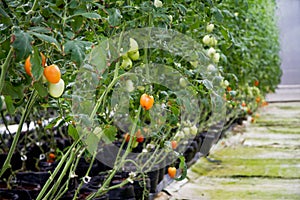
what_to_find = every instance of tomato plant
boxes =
[0,0,281,199]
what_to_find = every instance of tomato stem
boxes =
[0,47,13,94]
[0,89,38,177]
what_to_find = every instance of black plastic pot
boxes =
[147,165,159,193]
[133,177,151,200]
[199,132,215,156]
[0,189,31,200]
[183,145,196,163]
[108,179,135,200]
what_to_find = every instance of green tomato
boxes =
[48,79,65,98]
[179,78,188,87]
[120,57,133,70]
[202,35,211,45]
[128,51,139,61]
[206,24,214,33]
[129,38,139,53]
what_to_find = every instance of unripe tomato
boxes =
[128,51,139,61]
[213,53,220,63]
[168,167,177,178]
[120,57,133,70]
[179,78,188,87]
[206,24,214,33]
[129,38,139,53]
[202,35,211,45]
[44,64,61,84]
[48,79,65,98]
[207,47,216,57]
[190,125,197,135]
[140,94,154,110]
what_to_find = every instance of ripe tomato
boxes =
[49,153,56,159]
[124,133,130,142]
[135,129,144,143]
[226,86,232,92]
[124,130,144,143]
[48,79,65,98]
[241,102,247,107]
[171,141,177,149]
[24,52,46,77]
[168,167,176,178]
[140,94,154,110]
[256,97,261,103]
[44,64,61,84]
[254,80,259,87]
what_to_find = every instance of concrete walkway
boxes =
[162,101,300,199]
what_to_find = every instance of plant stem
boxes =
[87,107,142,199]
[0,47,13,94]
[73,150,96,200]
[26,0,39,15]
[44,146,79,200]
[36,141,78,200]
[0,89,38,177]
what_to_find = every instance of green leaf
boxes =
[31,47,43,81]
[211,7,223,22]
[72,12,101,20]
[102,125,117,144]
[2,82,24,99]
[11,28,33,61]
[33,82,48,97]
[174,4,187,15]
[202,80,213,90]
[64,40,92,66]
[28,27,51,34]
[68,124,79,141]
[0,7,10,18]
[29,32,60,49]
[4,95,15,114]
[174,155,187,181]
[107,8,122,26]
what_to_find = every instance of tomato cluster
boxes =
[24,53,64,98]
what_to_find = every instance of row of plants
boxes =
[0,0,281,199]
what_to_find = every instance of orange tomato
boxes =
[124,129,144,143]
[124,133,130,142]
[256,97,261,103]
[171,141,177,149]
[48,153,56,160]
[226,86,232,92]
[44,64,61,84]
[168,167,177,178]
[135,129,144,143]
[241,102,247,107]
[140,94,154,110]
[24,53,46,77]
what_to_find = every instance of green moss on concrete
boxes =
[201,189,300,200]
[192,146,300,178]
[265,127,300,134]
[255,119,300,127]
